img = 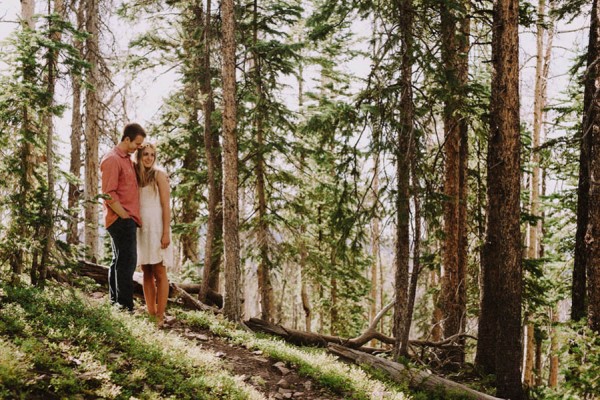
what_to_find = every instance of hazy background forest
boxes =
[0,0,599,398]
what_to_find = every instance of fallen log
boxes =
[52,260,219,313]
[245,317,348,347]
[328,344,503,400]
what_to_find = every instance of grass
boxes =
[0,280,414,399]
[0,282,264,400]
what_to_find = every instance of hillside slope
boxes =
[0,282,411,400]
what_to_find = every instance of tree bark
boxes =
[68,0,84,247]
[392,0,414,359]
[476,0,523,396]
[440,0,469,365]
[37,0,67,285]
[84,0,100,262]
[221,0,241,322]
[252,0,274,322]
[548,309,559,387]
[201,0,223,302]
[585,0,600,333]
[11,0,36,280]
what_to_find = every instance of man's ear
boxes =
[123,137,131,143]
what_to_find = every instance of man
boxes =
[100,123,146,311]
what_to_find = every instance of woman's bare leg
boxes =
[153,263,169,324]
[141,264,157,316]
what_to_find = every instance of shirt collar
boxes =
[114,146,129,158]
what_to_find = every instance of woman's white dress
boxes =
[137,184,173,268]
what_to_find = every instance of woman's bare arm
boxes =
[156,171,171,249]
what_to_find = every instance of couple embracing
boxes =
[100,123,173,327]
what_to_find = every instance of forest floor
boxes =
[164,314,345,400]
[0,282,410,399]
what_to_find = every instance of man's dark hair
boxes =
[121,123,146,142]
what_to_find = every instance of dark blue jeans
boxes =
[107,217,137,311]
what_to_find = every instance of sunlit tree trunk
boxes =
[222,0,241,322]
[392,0,413,359]
[476,0,523,397]
[401,157,421,353]
[524,0,554,386]
[84,0,100,262]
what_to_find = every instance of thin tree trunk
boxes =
[476,0,523,397]
[38,0,67,285]
[430,269,443,342]
[84,0,100,262]
[297,61,311,332]
[393,0,414,359]
[68,0,84,247]
[400,165,421,353]
[252,0,274,322]
[534,327,543,386]
[221,0,241,322]
[180,0,203,267]
[548,309,559,387]
[523,322,535,387]
[370,155,380,344]
[585,0,600,333]
[201,0,223,302]
[12,0,36,280]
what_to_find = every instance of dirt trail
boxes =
[167,318,347,400]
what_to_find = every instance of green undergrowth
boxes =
[0,283,264,400]
[175,309,412,400]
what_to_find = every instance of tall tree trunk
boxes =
[370,154,380,340]
[221,0,241,322]
[476,0,523,396]
[12,0,36,279]
[548,309,559,387]
[180,0,203,267]
[68,0,84,247]
[392,0,414,359]
[201,0,223,302]
[297,59,311,332]
[585,0,600,333]
[84,0,100,262]
[534,327,543,386]
[252,0,274,322]
[430,269,443,342]
[400,161,421,353]
[439,0,469,365]
[525,0,554,386]
[37,0,67,285]
[573,1,598,324]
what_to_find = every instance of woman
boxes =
[135,143,173,326]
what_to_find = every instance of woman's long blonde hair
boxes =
[135,143,158,189]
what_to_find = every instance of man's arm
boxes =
[101,157,131,219]
[108,201,131,219]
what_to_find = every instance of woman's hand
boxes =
[161,232,170,249]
